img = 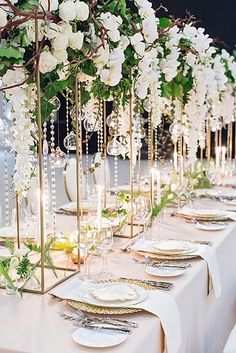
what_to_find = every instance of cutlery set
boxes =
[58,310,137,334]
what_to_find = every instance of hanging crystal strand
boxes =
[97,128,101,153]
[99,101,104,154]
[3,99,10,226]
[147,110,152,172]
[154,127,158,168]
[114,100,119,197]
[85,131,89,198]
[66,90,70,158]
[43,121,49,221]
[50,114,56,235]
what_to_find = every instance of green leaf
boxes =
[159,17,171,28]
[172,82,181,97]
[80,60,97,77]
[41,98,56,123]
[4,239,15,255]
[44,80,69,100]
[81,87,91,105]
[161,82,172,98]
[0,264,16,291]
[0,46,24,59]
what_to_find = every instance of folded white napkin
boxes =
[131,239,222,298]
[50,276,181,353]
[225,211,236,221]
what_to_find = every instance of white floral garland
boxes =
[2,68,36,199]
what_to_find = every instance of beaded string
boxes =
[50,114,56,235]
[3,99,10,226]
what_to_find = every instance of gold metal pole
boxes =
[35,18,45,293]
[16,193,20,249]
[129,75,134,238]
[200,147,203,161]
[75,75,81,270]
[103,101,107,208]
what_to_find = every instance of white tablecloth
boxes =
[0,197,236,353]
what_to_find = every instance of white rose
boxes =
[58,21,73,36]
[75,0,89,21]
[69,31,84,50]
[52,33,68,50]
[52,49,68,62]
[39,51,58,74]
[59,1,76,22]
[0,8,7,27]
[39,0,59,11]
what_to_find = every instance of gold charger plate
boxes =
[66,279,155,315]
[136,250,198,261]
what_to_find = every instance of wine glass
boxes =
[133,196,152,238]
[94,222,113,280]
[78,224,96,281]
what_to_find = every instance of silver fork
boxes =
[58,310,138,328]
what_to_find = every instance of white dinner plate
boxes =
[72,327,128,348]
[223,200,236,206]
[153,240,196,255]
[79,282,148,308]
[145,265,186,277]
[195,222,226,231]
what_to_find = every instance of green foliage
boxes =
[18,0,39,11]
[159,17,171,28]
[44,79,70,100]
[80,60,97,77]
[0,46,24,60]
[17,254,31,280]
[40,98,56,123]
[152,187,177,218]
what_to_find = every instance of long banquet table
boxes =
[0,195,236,353]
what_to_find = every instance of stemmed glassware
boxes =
[133,196,152,237]
[77,225,96,281]
[94,222,113,280]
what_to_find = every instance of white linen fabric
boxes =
[131,239,222,297]
[50,276,182,353]
[224,323,236,353]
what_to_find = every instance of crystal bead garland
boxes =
[99,100,103,154]
[65,90,70,157]
[50,114,56,234]
[114,102,119,196]
[154,127,158,168]
[147,110,152,172]
[43,121,49,220]
[85,131,89,197]
[3,99,10,226]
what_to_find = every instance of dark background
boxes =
[152,0,236,51]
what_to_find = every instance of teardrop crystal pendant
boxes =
[43,140,49,155]
[63,131,76,151]
[51,146,67,168]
